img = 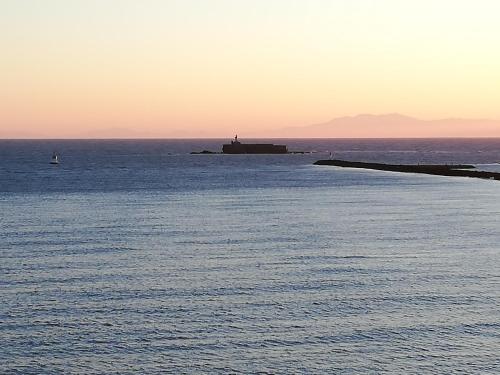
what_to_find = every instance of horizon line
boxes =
[4,136,500,141]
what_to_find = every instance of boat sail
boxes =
[50,152,59,165]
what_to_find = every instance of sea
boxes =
[1,138,500,374]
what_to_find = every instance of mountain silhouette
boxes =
[272,113,500,138]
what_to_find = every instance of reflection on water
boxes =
[1,140,500,373]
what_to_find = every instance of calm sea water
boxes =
[1,139,500,374]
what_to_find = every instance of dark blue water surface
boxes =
[1,139,500,374]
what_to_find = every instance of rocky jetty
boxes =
[314,159,500,180]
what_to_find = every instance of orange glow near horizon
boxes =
[2,0,500,138]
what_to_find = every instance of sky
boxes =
[2,0,500,138]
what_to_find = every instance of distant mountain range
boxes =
[269,113,500,138]
[3,113,500,139]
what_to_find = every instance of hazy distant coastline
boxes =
[3,114,500,139]
[266,113,500,139]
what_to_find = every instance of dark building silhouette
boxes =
[222,135,288,154]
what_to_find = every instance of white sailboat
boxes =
[50,152,59,165]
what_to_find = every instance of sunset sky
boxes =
[2,0,500,138]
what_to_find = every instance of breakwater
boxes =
[314,159,500,180]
